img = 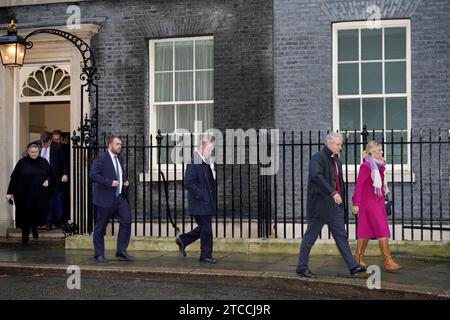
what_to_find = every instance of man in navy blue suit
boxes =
[296,132,366,278]
[90,136,133,263]
[36,132,68,230]
[176,139,217,264]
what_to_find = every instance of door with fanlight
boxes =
[17,64,72,224]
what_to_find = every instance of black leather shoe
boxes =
[95,256,108,264]
[199,257,217,264]
[296,268,318,278]
[350,265,367,276]
[116,251,134,261]
[176,237,186,257]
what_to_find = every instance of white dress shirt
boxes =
[41,146,50,164]
[197,151,206,163]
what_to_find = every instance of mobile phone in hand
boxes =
[8,199,13,205]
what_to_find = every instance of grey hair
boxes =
[324,132,344,146]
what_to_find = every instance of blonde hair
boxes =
[363,141,382,157]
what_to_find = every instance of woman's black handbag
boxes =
[385,195,392,217]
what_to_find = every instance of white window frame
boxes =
[332,19,414,181]
[145,36,214,181]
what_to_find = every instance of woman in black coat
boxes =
[6,143,54,248]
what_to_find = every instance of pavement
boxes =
[0,238,449,300]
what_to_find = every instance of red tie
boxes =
[333,157,341,196]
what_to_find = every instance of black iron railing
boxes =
[71,126,450,241]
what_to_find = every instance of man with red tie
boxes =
[296,132,366,278]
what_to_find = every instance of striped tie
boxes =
[114,156,121,196]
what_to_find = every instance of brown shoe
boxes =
[379,239,402,271]
[355,238,369,267]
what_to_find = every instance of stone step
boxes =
[0,237,65,249]
[6,228,65,239]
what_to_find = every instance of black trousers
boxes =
[178,215,213,259]
[93,194,132,258]
[297,203,358,271]
[21,224,38,244]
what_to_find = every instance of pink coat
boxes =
[353,161,390,239]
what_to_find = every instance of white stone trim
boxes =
[0,64,15,236]
[148,36,214,177]
[332,19,412,171]
[0,0,90,8]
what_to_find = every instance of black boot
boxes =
[32,226,39,240]
[21,226,30,249]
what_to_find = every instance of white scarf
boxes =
[365,155,384,197]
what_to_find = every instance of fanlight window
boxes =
[21,65,70,97]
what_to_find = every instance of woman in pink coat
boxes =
[352,141,401,271]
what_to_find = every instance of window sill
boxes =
[342,168,416,183]
[139,170,184,182]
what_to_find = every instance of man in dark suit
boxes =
[89,135,133,263]
[175,139,217,264]
[59,132,71,223]
[38,132,69,229]
[52,130,71,223]
[296,132,366,278]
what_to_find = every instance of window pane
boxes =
[155,73,172,102]
[35,69,45,87]
[385,27,406,59]
[196,71,213,100]
[155,42,173,71]
[45,67,53,87]
[338,29,358,61]
[385,132,408,165]
[338,63,359,95]
[386,97,407,130]
[155,105,174,133]
[175,41,193,70]
[54,69,64,87]
[361,28,382,60]
[361,62,382,94]
[197,103,214,131]
[339,99,360,131]
[362,98,383,130]
[177,104,195,132]
[58,76,71,95]
[175,72,193,101]
[196,40,213,69]
[385,61,406,93]
[341,132,361,165]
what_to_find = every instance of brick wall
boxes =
[273,0,450,131]
[1,0,274,136]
